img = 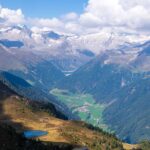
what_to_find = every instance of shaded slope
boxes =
[104,77,150,143]
[0,45,65,90]
[56,54,150,143]
[0,71,54,102]
[56,56,135,102]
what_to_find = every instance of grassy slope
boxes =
[0,95,125,150]
[50,88,108,130]
[123,143,140,150]
[0,123,74,150]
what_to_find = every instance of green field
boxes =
[50,88,108,130]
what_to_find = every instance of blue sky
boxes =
[0,0,88,18]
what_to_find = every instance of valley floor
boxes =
[50,88,108,130]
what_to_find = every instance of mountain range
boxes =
[0,24,150,147]
[55,40,150,143]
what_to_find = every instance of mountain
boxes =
[55,41,150,143]
[0,23,150,146]
[0,78,126,150]
[104,77,150,143]
[1,24,150,73]
[56,60,133,102]
[0,71,77,120]
[131,41,150,72]
[42,31,62,40]
[0,76,67,120]
[0,71,52,101]
[0,45,65,90]
[0,25,95,72]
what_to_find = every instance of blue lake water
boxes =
[23,130,48,138]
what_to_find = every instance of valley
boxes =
[50,88,108,131]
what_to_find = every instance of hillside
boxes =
[0,80,127,150]
[55,50,150,143]
[0,123,75,150]
[56,58,134,102]
[0,45,65,90]
[0,71,53,101]
[104,77,150,143]
[0,71,77,120]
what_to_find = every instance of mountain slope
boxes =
[0,71,77,120]
[0,80,125,150]
[0,45,65,90]
[0,123,77,150]
[55,45,150,143]
[104,77,150,143]
[56,55,135,102]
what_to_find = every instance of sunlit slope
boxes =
[0,97,125,149]
[0,81,125,150]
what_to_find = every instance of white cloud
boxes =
[0,7,25,25]
[80,0,150,32]
[82,0,125,26]
[62,12,78,21]
[29,18,63,28]
[1,0,150,35]
[79,13,102,27]
[119,0,150,10]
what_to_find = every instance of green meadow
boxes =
[50,88,108,130]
